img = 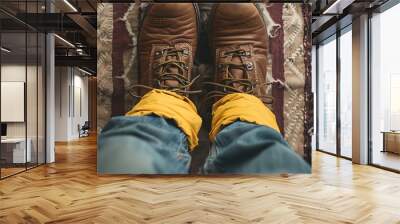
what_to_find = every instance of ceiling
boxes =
[1,0,396,74]
[311,0,390,43]
[0,0,97,74]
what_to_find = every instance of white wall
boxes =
[72,73,89,138]
[1,65,26,139]
[55,67,69,141]
[1,64,42,138]
[54,67,89,141]
[1,63,46,164]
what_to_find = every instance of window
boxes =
[370,3,400,171]
[316,25,353,159]
[317,35,337,155]
[339,27,352,158]
[0,1,47,179]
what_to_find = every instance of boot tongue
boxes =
[162,54,180,88]
[229,56,246,91]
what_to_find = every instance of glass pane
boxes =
[38,32,45,165]
[1,31,27,177]
[26,0,40,169]
[27,31,38,169]
[0,0,46,178]
[340,28,352,158]
[371,4,400,171]
[318,36,337,154]
[312,45,317,151]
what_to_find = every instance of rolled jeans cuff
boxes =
[210,93,280,141]
[125,89,202,150]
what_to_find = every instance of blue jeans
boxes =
[98,115,310,174]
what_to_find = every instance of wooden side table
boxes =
[382,131,400,154]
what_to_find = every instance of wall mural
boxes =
[97,3,312,174]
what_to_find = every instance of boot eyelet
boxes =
[183,48,189,55]
[245,62,254,71]
[155,51,161,56]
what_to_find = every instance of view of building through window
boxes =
[340,28,352,158]
[317,36,337,155]
[371,3,400,170]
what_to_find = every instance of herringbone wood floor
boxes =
[1,136,400,224]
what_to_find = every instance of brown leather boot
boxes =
[207,3,270,103]
[137,3,200,96]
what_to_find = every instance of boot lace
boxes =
[129,47,201,98]
[203,48,274,104]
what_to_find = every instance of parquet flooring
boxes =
[1,136,400,223]
[1,167,26,178]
